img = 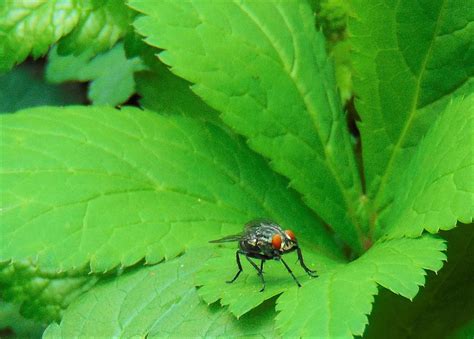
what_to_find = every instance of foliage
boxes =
[0,0,472,337]
[0,62,85,113]
[46,43,146,106]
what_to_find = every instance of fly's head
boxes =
[271,229,298,254]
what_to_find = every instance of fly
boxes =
[209,219,318,292]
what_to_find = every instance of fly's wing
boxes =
[244,218,278,229]
[209,233,242,243]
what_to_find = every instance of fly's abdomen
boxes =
[239,238,259,253]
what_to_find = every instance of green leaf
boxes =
[56,0,132,56]
[379,95,474,238]
[366,223,474,339]
[275,236,446,338]
[129,0,365,252]
[0,0,131,72]
[43,249,278,337]
[312,0,354,102]
[330,40,353,103]
[0,301,45,338]
[124,35,221,122]
[0,262,98,323]
[0,106,339,272]
[196,246,341,318]
[0,62,85,114]
[46,43,146,106]
[350,0,474,216]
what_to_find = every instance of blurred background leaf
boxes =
[0,61,86,113]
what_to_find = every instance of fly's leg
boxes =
[280,257,302,287]
[246,255,265,292]
[227,250,243,284]
[296,246,318,277]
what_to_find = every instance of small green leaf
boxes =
[46,43,146,106]
[129,0,365,252]
[379,95,474,239]
[0,106,338,272]
[0,301,45,338]
[0,0,131,72]
[43,249,278,337]
[0,262,98,323]
[350,0,474,218]
[275,236,446,338]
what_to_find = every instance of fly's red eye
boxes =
[285,229,296,241]
[272,234,282,249]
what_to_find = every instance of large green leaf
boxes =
[43,248,278,337]
[350,0,474,220]
[379,95,474,238]
[275,236,446,338]
[0,106,339,272]
[365,223,474,339]
[0,0,131,72]
[46,43,146,106]
[129,0,365,252]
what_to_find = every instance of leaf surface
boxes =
[196,246,341,318]
[125,36,221,122]
[350,0,474,216]
[46,43,146,106]
[274,236,446,338]
[129,0,365,251]
[0,106,338,272]
[43,249,278,338]
[379,95,474,238]
[0,0,131,72]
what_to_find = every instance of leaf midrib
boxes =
[233,1,362,244]
[370,0,447,232]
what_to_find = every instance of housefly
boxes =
[209,219,318,292]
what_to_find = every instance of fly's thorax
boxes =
[238,220,298,257]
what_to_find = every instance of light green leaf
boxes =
[0,262,98,323]
[43,249,278,338]
[196,246,341,318]
[129,0,365,252]
[0,63,85,114]
[0,0,131,72]
[379,95,474,239]
[46,43,146,106]
[275,236,446,338]
[350,0,474,218]
[366,223,474,339]
[0,106,339,272]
